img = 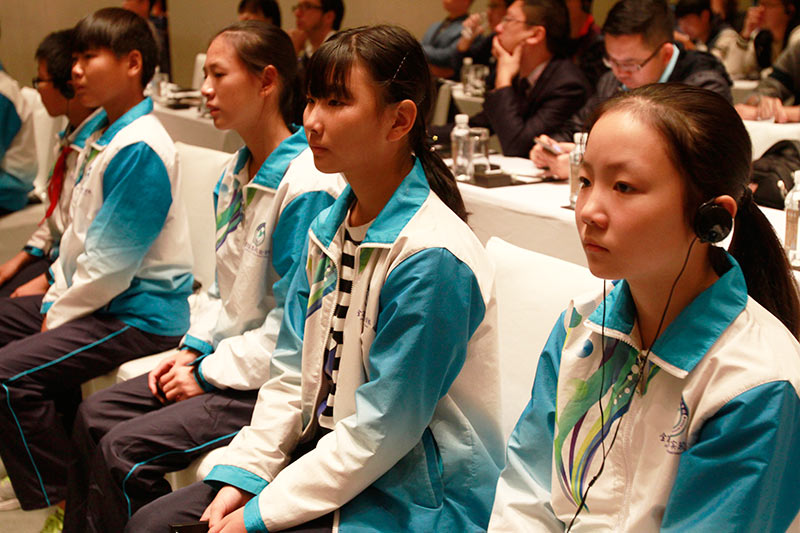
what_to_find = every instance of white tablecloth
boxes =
[451,83,485,116]
[743,120,800,159]
[153,103,243,153]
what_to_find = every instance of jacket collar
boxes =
[94,97,153,148]
[63,108,106,150]
[586,252,748,378]
[250,126,308,189]
[312,156,429,248]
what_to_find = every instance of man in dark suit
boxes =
[470,0,591,157]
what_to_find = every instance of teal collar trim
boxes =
[69,108,107,150]
[233,146,251,175]
[95,97,153,147]
[311,157,429,248]
[658,43,680,83]
[588,252,747,375]
[251,126,307,189]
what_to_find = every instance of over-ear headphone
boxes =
[693,199,732,243]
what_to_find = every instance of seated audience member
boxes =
[674,0,739,66]
[470,0,590,157]
[125,24,504,533]
[62,22,343,533]
[0,7,192,526]
[725,0,800,79]
[736,37,800,121]
[0,50,37,214]
[0,30,101,299]
[122,0,171,78]
[289,0,344,65]
[489,83,800,532]
[457,0,512,71]
[532,0,732,179]
[423,0,473,79]
[237,0,281,25]
[565,0,607,89]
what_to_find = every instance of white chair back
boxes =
[191,53,207,90]
[20,87,66,200]
[486,237,599,440]
[431,80,453,127]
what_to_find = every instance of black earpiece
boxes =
[693,199,732,244]
[59,80,75,100]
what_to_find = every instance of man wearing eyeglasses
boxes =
[532,0,732,179]
[289,0,344,62]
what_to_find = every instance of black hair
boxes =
[589,83,800,337]
[602,0,673,49]
[306,24,467,221]
[321,0,345,31]
[213,21,299,127]
[521,0,572,57]
[237,0,282,27]
[73,7,159,87]
[675,0,712,19]
[35,29,76,99]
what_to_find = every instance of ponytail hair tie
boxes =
[740,186,754,208]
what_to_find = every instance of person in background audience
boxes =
[457,0,512,74]
[0,8,193,531]
[0,30,101,300]
[725,0,800,79]
[62,22,343,533]
[289,0,344,65]
[0,27,37,216]
[713,0,744,30]
[469,0,590,157]
[423,0,473,79]
[737,34,800,121]
[674,0,738,58]
[122,0,172,78]
[489,83,800,532]
[125,24,504,533]
[564,0,607,89]
[237,0,281,25]
[532,0,732,179]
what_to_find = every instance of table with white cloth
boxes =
[153,102,242,153]
[743,120,800,159]
[732,79,759,105]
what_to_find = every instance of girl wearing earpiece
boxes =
[125,24,504,533]
[489,83,800,532]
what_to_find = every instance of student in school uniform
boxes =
[0,29,103,299]
[0,7,193,527]
[126,24,504,533]
[63,21,345,533]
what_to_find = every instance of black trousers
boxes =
[0,256,51,297]
[0,294,180,509]
[64,374,258,533]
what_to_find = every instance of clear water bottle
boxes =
[568,132,588,209]
[451,114,472,183]
[784,170,800,268]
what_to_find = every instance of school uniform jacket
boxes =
[41,98,193,337]
[185,130,345,391]
[206,158,505,532]
[489,254,800,532]
[24,109,106,260]
[0,64,37,211]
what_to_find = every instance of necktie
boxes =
[42,144,73,222]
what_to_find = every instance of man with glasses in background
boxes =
[531,0,732,179]
[289,0,344,65]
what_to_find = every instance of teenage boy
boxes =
[0,37,38,215]
[290,0,344,64]
[531,0,732,179]
[0,7,192,525]
[0,29,103,300]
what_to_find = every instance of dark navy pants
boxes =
[0,294,180,510]
[64,373,258,533]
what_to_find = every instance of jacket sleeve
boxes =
[24,222,55,259]
[721,34,760,80]
[0,93,21,160]
[662,380,800,532]
[196,190,336,391]
[482,70,589,157]
[240,248,489,532]
[550,71,618,142]
[422,22,463,69]
[757,40,800,102]
[42,142,173,328]
[488,312,567,532]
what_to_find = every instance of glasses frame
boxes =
[32,77,55,89]
[500,15,529,25]
[292,2,324,11]
[602,42,668,74]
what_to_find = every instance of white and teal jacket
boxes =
[489,254,800,532]
[206,158,505,532]
[24,109,106,261]
[184,129,345,391]
[41,98,193,336]
[0,63,37,211]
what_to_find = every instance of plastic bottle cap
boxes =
[463,57,473,66]
[455,114,469,125]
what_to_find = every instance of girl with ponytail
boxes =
[490,83,800,532]
[127,24,503,533]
